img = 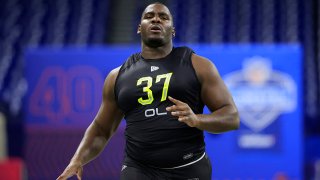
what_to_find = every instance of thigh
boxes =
[120,165,151,180]
[120,165,168,180]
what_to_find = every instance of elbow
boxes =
[233,116,240,130]
[231,109,240,130]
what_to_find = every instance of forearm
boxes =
[70,121,111,166]
[196,105,239,133]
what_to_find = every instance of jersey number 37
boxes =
[136,72,173,105]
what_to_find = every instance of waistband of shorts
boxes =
[157,152,206,169]
[124,151,206,170]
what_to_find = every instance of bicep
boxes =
[93,68,124,136]
[192,54,235,112]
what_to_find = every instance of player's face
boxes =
[138,4,175,47]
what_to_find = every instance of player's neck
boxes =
[141,43,173,60]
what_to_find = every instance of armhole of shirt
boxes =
[113,64,124,105]
[114,57,132,105]
[113,53,141,109]
[186,48,202,87]
[185,47,205,113]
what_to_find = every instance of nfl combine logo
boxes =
[224,56,297,149]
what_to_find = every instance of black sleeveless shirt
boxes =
[114,47,205,168]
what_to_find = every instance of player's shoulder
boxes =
[191,53,215,67]
[191,53,219,83]
[102,66,121,92]
[107,52,140,84]
[108,66,121,80]
[120,52,141,70]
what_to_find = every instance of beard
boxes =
[143,37,166,48]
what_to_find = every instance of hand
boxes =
[166,96,199,127]
[57,162,83,180]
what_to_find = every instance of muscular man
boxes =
[57,2,239,180]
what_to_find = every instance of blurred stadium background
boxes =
[0,0,319,179]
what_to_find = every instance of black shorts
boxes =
[120,153,212,180]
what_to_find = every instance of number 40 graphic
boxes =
[29,66,103,124]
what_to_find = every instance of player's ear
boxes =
[172,27,175,37]
[137,24,141,34]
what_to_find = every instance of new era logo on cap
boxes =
[151,66,159,72]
